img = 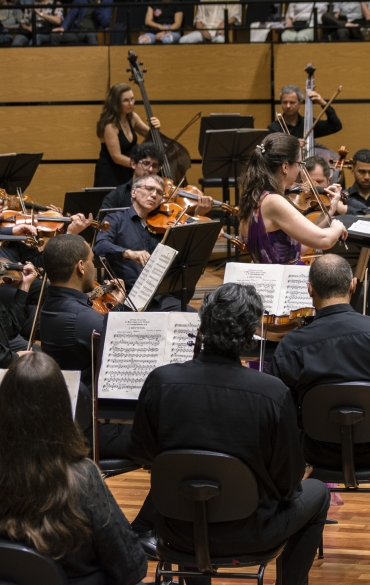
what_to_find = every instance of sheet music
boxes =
[125,243,178,311]
[348,220,370,235]
[163,313,200,364]
[277,265,311,314]
[224,262,283,314]
[98,312,167,399]
[0,369,80,419]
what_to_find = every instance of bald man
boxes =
[271,254,370,467]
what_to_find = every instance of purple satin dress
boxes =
[242,192,302,265]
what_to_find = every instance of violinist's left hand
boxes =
[67,213,93,235]
[325,183,342,216]
[19,262,38,293]
[308,91,326,107]
[47,204,63,214]
[149,117,161,129]
[194,195,213,216]
[108,279,126,305]
[12,224,38,237]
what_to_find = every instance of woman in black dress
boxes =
[94,82,161,187]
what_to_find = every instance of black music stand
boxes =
[63,189,112,245]
[157,220,221,311]
[0,153,43,194]
[198,114,255,157]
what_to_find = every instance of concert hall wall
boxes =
[0,44,367,207]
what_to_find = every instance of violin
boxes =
[163,177,239,216]
[127,51,191,185]
[89,281,121,315]
[0,258,43,286]
[286,181,331,212]
[258,307,316,341]
[0,210,110,238]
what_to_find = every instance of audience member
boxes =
[322,2,369,40]
[127,282,330,585]
[0,0,22,44]
[271,254,370,467]
[179,0,241,43]
[11,0,63,46]
[281,2,327,42]
[0,352,147,584]
[138,0,183,44]
[50,0,111,46]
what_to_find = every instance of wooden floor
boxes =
[107,469,370,585]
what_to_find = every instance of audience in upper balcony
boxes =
[179,0,241,43]
[281,2,328,42]
[11,0,63,46]
[0,0,21,44]
[50,0,112,46]
[322,2,370,40]
[138,0,183,44]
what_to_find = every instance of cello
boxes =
[127,50,192,184]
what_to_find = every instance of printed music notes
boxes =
[98,312,200,400]
[224,263,312,315]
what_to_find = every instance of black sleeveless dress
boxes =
[94,123,138,187]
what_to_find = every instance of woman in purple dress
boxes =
[239,133,347,264]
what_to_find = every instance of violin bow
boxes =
[303,85,342,141]
[163,112,202,156]
[98,256,138,313]
[27,271,48,351]
[166,176,186,203]
[276,112,290,135]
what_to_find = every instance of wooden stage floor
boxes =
[108,469,370,584]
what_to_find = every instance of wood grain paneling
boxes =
[25,164,95,209]
[110,44,271,100]
[0,47,109,102]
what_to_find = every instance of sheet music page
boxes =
[276,265,311,314]
[163,313,201,364]
[98,312,168,400]
[348,220,370,235]
[224,262,284,314]
[0,369,80,419]
[125,243,178,311]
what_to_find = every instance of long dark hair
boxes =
[0,353,90,559]
[239,133,300,221]
[97,82,133,139]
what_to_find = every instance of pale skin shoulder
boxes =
[102,114,160,168]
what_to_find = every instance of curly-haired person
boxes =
[126,282,330,585]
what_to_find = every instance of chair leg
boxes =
[257,564,265,585]
[276,553,283,585]
[318,534,324,559]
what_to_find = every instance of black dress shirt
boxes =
[270,304,370,466]
[345,182,370,215]
[127,351,306,554]
[93,206,162,290]
[100,179,132,212]
[267,107,342,138]
[0,289,29,367]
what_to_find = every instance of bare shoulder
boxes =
[104,123,119,139]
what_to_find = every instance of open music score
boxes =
[98,312,200,400]
[224,263,312,315]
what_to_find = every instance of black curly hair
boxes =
[199,283,263,357]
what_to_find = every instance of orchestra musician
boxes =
[270,254,370,468]
[94,174,197,312]
[268,84,342,147]
[94,83,161,188]
[345,149,370,215]
[304,155,349,215]
[238,133,348,264]
[126,282,330,585]
[0,352,147,585]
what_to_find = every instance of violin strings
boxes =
[99,256,138,313]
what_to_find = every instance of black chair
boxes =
[302,382,370,491]
[0,540,68,585]
[151,450,286,585]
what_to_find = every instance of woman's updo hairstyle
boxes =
[239,133,301,220]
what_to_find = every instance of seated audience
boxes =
[271,254,370,467]
[0,0,22,44]
[322,2,369,40]
[0,352,147,585]
[281,2,327,43]
[127,282,330,585]
[11,0,63,46]
[179,0,241,44]
[138,0,183,44]
[50,0,111,46]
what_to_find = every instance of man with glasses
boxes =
[94,174,196,311]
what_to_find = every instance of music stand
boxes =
[198,114,255,157]
[63,189,113,245]
[157,220,221,311]
[0,153,43,194]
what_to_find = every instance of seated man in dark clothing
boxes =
[271,254,370,467]
[127,282,330,585]
[50,0,111,45]
[344,149,370,214]
[40,234,131,458]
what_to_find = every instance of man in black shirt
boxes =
[345,149,370,214]
[271,254,370,467]
[268,84,342,143]
[127,283,330,585]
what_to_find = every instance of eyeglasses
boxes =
[139,160,162,171]
[295,161,306,170]
[137,184,164,197]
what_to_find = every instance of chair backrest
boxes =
[0,540,68,585]
[302,382,370,443]
[151,450,258,523]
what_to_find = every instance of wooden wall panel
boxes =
[0,47,109,102]
[274,44,370,100]
[25,164,95,209]
[312,104,370,158]
[0,106,102,160]
[110,45,271,100]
